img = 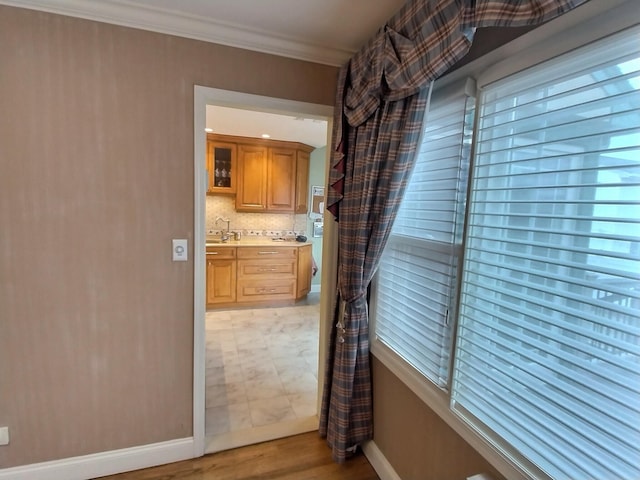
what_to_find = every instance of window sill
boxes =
[371,340,531,480]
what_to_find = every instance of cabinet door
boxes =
[206,140,214,193]
[295,150,310,214]
[296,244,313,299]
[267,147,296,212]
[236,145,267,211]
[206,259,237,305]
[207,140,237,194]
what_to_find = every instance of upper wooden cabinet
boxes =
[207,134,313,213]
[236,144,268,211]
[206,137,237,195]
[295,150,310,214]
[267,147,297,212]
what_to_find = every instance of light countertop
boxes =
[205,237,311,247]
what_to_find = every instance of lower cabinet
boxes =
[206,244,312,309]
[297,244,312,298]
[237,246,297,303]
[206,247,236,306]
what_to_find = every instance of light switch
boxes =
[0,427,9,446]
[172,239,188,261]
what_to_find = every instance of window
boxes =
[373,79,476,388]
[372,26,640,480]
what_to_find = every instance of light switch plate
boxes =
[172,239,188,261]
[0,427,9,445]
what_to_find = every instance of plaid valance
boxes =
[327,0,588,217]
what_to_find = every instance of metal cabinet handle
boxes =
[206,252,219,255]
[258,251,279,255]
[258,267,277,272]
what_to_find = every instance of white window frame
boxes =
[372,77,476,391]
[369,2,639,479]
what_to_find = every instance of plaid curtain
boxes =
[320,0,587,463]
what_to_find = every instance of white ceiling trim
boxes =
[0,0,353,66]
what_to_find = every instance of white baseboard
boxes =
[0,437,195,480]
[362,440,402,480]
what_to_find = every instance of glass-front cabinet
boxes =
[207,135,237,194]
[206,133,313,211]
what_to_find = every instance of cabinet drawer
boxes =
[206,247,236,259]
[237,246,297,259]
[237,259,296,277]
[237,279,296,302]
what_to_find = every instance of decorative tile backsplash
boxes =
[206,196,307,237]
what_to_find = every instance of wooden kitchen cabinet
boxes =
[236,144,268,211]
[296,244,313,298]
[206,136,237,195]
[267,147,297,212]
[206,247,236,306]
[208,134,312,213]
[236,246,297,303]
[295,150,310,213]
[206,243,313,309]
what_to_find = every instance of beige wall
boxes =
[372,358,506,480]
[0,3,547,475]
[0,5,336,468]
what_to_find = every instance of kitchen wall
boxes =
[205,196,308,237]
[0,4,336,469]
[306,146,327,288]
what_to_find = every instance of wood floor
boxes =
[96,432,380,480]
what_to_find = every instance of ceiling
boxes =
[3,0,409,148]
[206,106,330,149]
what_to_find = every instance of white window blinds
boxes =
[373,79,476,388]
[452,27,640,480]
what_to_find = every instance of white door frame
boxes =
[192,86,334,456]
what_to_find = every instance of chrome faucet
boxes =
[215,216,230,242]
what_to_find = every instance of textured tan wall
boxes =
[372,358,506,480]
[0,5,336,468]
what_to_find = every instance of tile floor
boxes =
[205,294,321,442]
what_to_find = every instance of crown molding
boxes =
[0,0,352,66]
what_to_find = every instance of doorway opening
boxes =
[193,86,334,456]
[205,294,322,452]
